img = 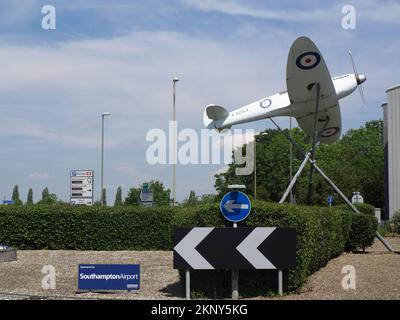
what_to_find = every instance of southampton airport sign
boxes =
[78,264,140,291]
[173,227,296,270]
[70,170,94,206]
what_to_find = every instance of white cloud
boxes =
[180,0,400,24]
[29,172,50,180]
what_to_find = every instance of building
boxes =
[382,85,400,221]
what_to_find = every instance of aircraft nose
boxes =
[357,74,366,85]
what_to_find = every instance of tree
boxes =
[114,186,123,206]
[214,120,385,208]
[125,180,171,206]
[147,180,170,206]
[183,190,198,206]
[11,185,23,205]
[124,187,140,206]
[37,187,58,205]
[42,187,50,200]
[198,194,218,204]
[102,188,107,206]
[27,188,33,205]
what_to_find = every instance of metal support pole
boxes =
[101,116,104,206]
[279,153,311,204]
[232,221,239,299]
[172,79,178,206]
[307,83,321,205]
[278,270,283,296]
[185,269,190,300]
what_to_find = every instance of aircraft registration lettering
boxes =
[235,108,248,116]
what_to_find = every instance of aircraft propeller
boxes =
[349,50,366,106]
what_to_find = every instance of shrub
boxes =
[335,203,375,216]
[0,205,176,250]
[346,214,378,252]
[390,211,400,234]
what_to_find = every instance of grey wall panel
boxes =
[386,85,400,220]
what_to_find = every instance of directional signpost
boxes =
[174,227,296,299]
[174,227,296,270]
[140,182,154,207]
[220,191,251,223]
[220,189,251,299]
[327,195,334,208]
[70,170,94,206]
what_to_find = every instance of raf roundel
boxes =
[321,127,340,138]
[296,51,321,70]
[260,99,272,109]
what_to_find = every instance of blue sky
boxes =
[0,0,399,203]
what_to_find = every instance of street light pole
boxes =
[101,112,111,206]
[172,77,179,206]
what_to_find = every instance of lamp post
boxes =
[172,77,179,206]
[254,132,268,200]
[101,112,111,206]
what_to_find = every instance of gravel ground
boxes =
[0,238,399,300]
[279,237,400,300]
[0,251,182,300]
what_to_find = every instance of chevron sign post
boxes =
[173,227,296,270]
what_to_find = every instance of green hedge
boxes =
[0,205,176,250]
[0,202,377,297]
[346,214,378,252]
[335,203,375,216]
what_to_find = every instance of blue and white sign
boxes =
[327,195,334,206]
[220,191,251,223]
[2,200,15,205]
[78,264,140,291]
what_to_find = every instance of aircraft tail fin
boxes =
[203,104,230,131]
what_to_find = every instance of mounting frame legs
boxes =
[269,118,395,253]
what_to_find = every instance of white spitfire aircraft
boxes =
[203,36,366,144]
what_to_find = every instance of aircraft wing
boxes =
[286,37,336,104]
[287,36,341,143]
[296,101,342,144]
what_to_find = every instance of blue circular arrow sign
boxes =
[220,191,251,223]
[327,195,334,205]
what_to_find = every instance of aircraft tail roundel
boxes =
[203,104,231,131]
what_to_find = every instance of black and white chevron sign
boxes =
[173,227,296,270]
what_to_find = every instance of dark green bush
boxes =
[0,205,176,250]
[335,203,375,216]
[346,214,378,252]
[391,211,400,234]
